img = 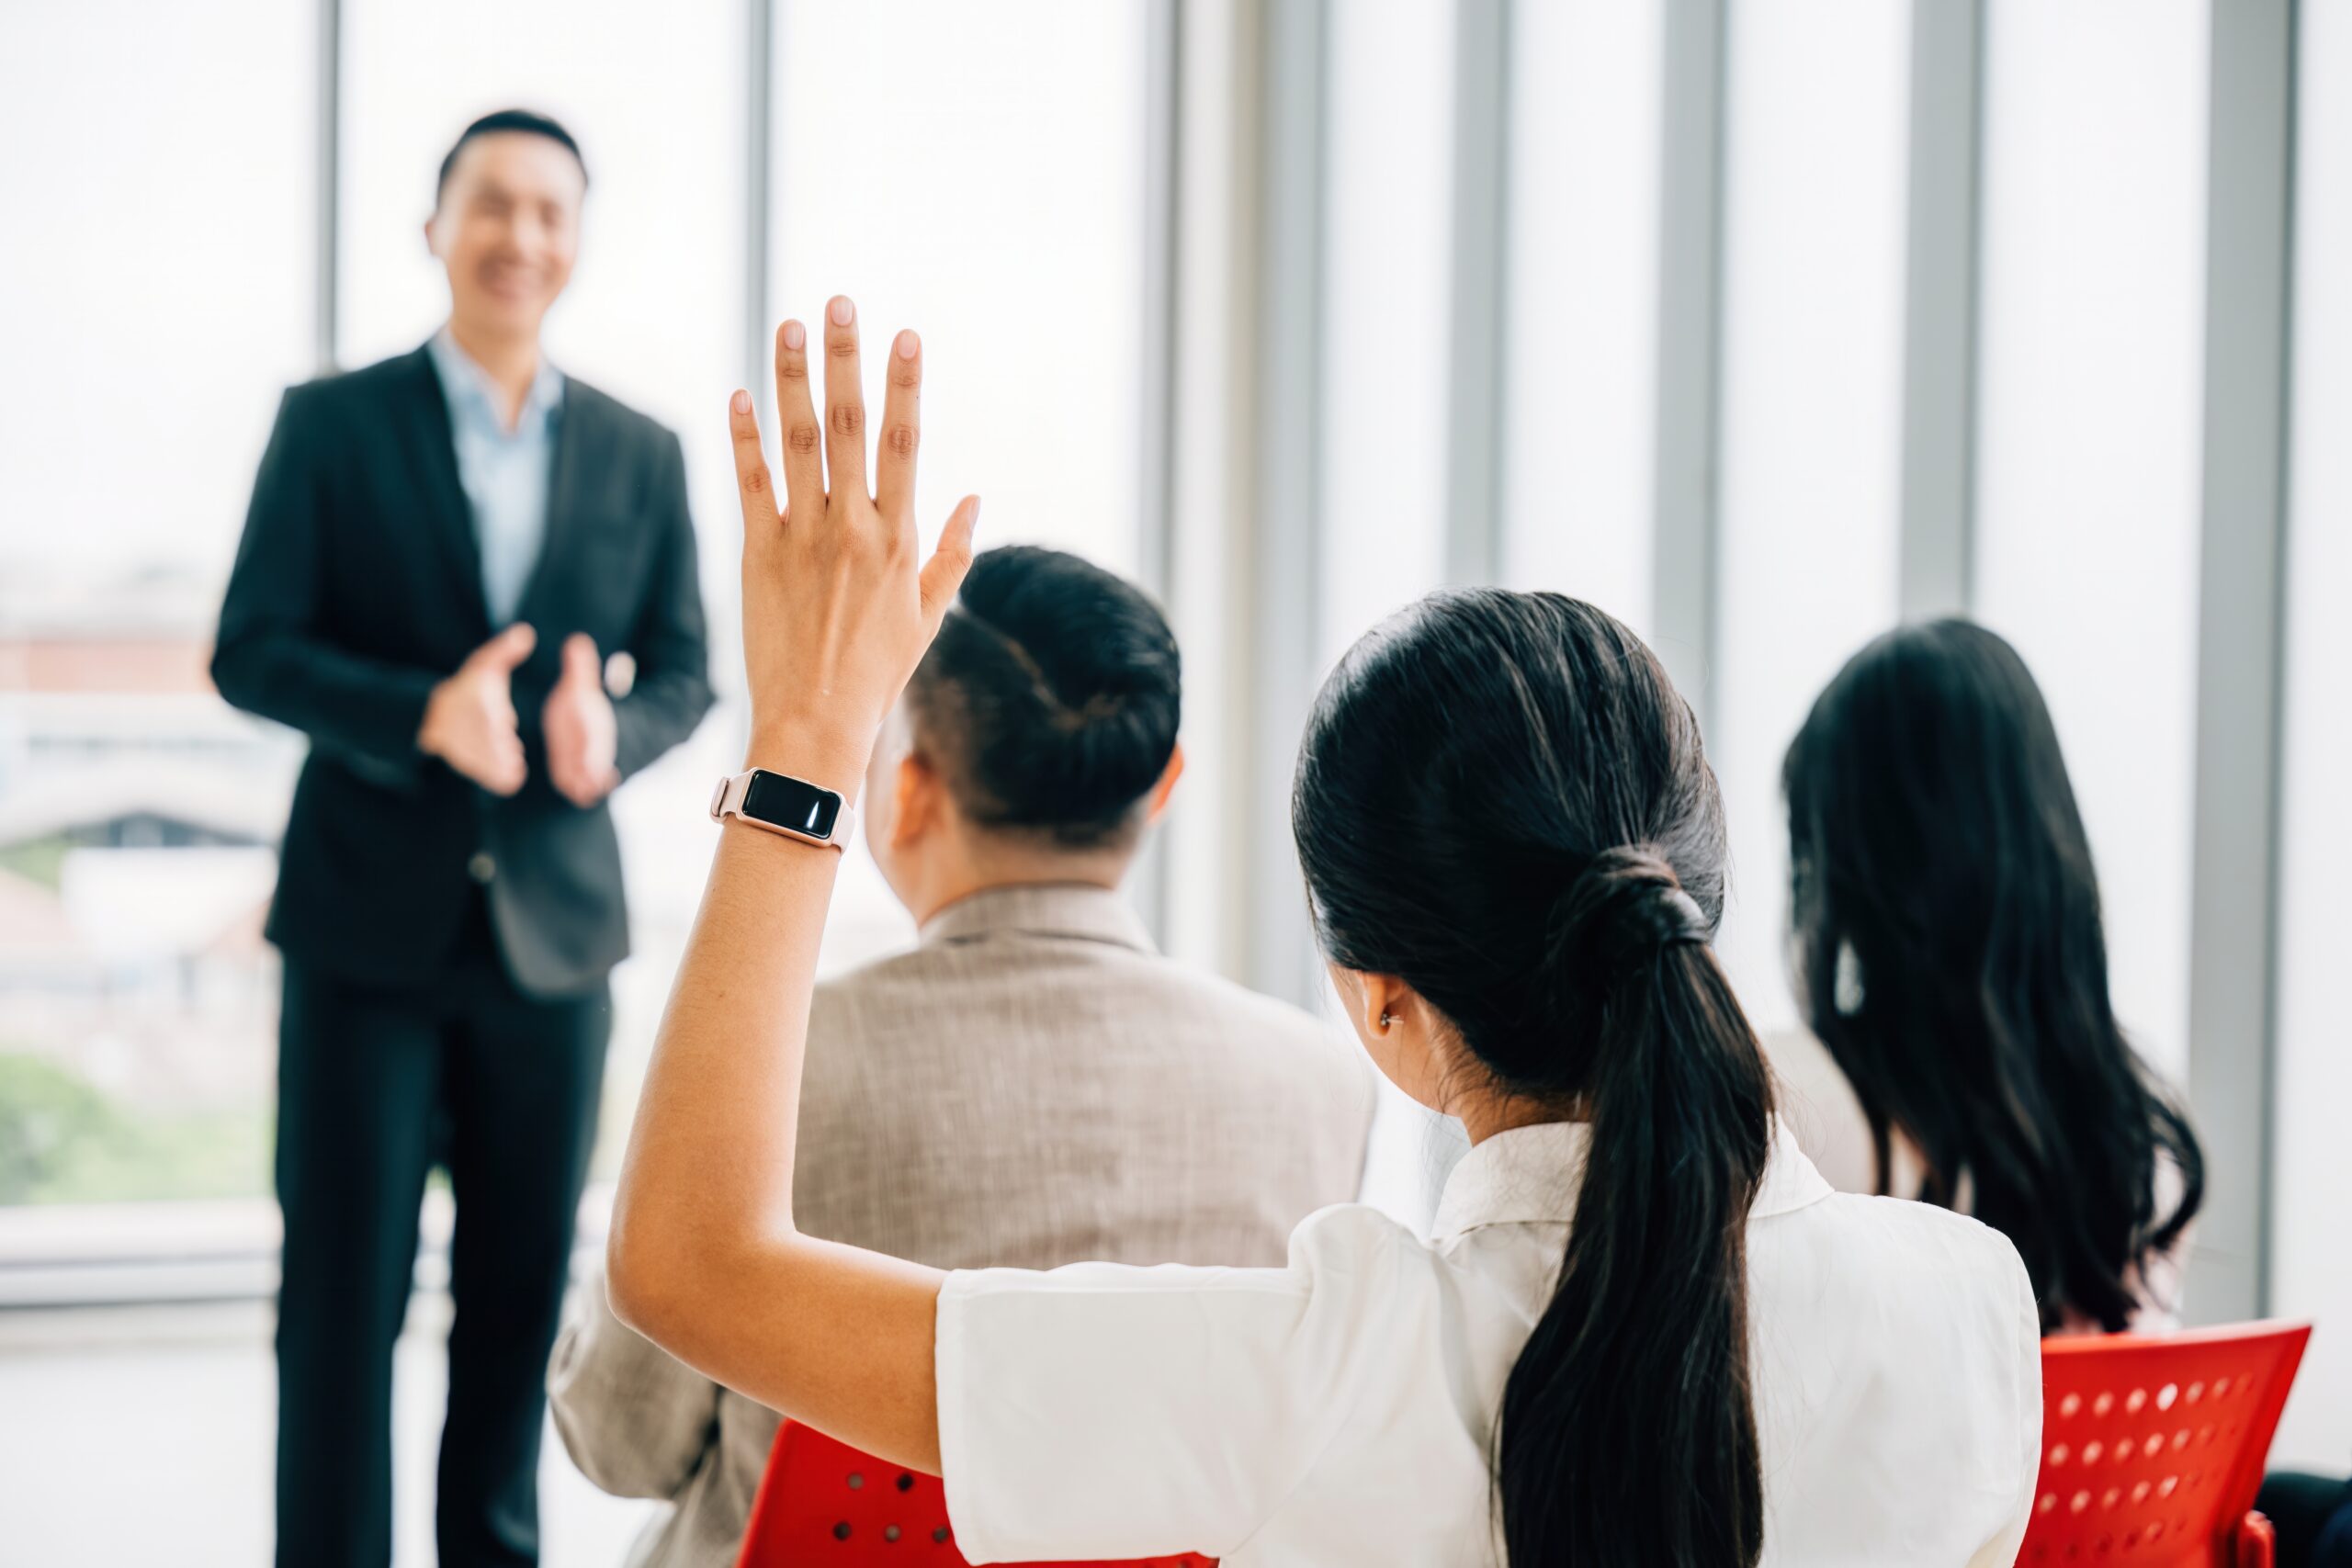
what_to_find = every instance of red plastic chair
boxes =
[737,1421,1215,1568]
[2018,1320,2312,1566]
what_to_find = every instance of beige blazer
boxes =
[548,884,1376,1568]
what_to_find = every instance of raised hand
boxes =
[543,632,620,807]
[418,622,536,795]
[608,299,979,1461]
[728,296,978,798]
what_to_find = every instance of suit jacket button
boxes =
[468,852,497,884]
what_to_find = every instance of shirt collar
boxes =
[427,327,564,434]
[1430,1116,1832,1242]
[917,883,1156,955]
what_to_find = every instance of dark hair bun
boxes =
[908,546,1181,850]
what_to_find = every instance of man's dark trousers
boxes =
[274,895,608,1568]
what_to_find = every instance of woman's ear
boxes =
[1339,969,1408,1043]
[1329,966,1450,1113]
[888,751,944,851]
[1142,741,1185,826]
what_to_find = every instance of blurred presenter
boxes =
[211,109,713,1568]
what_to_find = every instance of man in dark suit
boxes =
[211,108,713,1568]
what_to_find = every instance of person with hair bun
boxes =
[606,303,2044,1567]
[552,544,1368,1568]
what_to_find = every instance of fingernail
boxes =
[731,389,751,414]
[782,320,805,351]
[894,330,919,360]
[830,297,854,326]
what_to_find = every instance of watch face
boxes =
[741,771,842,840]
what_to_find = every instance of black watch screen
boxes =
[741,770,843,840]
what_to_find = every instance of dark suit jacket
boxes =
[212,344,715,998]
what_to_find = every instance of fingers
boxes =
[484,748,526,797]
[542,687,583,805]
[482,705,526,795]
[542,649,617,808]
[820,295,867,503]
[774,319,824,520]
[562,632,601,688]
[547,737,615,808]
[729,389,780,532]
[918,496,982,635]
[474,621,537,673]
[550,754,598,809]
[875,329,922,521]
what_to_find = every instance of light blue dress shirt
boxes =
[427,328,566,626]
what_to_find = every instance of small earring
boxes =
[1378,1011,1396,1032]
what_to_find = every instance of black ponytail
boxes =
[1295,591,1773,1567]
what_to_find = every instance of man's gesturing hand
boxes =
[544,632,621,808]
[418,622,536,795]
[728,297,978,799]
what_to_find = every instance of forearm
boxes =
[611,297,973,1478]
[615,432,714,782]
[211,628,439,784]
[615,818,833,1254]
[612,666,715,779]
[607,797,944,1470]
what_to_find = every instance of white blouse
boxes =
[933,1121,2043,1567]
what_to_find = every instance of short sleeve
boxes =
[933,1203,1412,1565]
[1968,1239,2051,1568]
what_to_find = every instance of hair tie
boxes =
[1659,887,1711,947]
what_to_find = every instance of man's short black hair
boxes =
[436,109,588,204]
[906,546,1182,852]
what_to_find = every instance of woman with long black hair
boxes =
[1782,618,2204,1333]
[605,303,2043,1565]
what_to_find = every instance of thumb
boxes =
[561,632,602,687]
[475,622,537,672]
[918,496,981,634]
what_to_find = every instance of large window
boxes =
[1318,0,1461,1226]
[0,0,317,1207]
[340,0,752,1183]
[1972,0,2211,1083]
[1501,0,1663,633]
[2273,0,2352,1472]
[769,0,1152,972]
[2,6,1164,1560]
[1317,0,1454,671]
[1710,0,1911,1033]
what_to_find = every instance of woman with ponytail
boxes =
[608,305,2045,1565]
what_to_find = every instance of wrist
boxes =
[743,716,872,801]
[415,684,449,757]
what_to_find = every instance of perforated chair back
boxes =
[2018,1320,2311,1566]
[737,1421,1215,1568]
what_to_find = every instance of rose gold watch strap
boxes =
[707,770,853,851]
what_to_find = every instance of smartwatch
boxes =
[708,769,855,851]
